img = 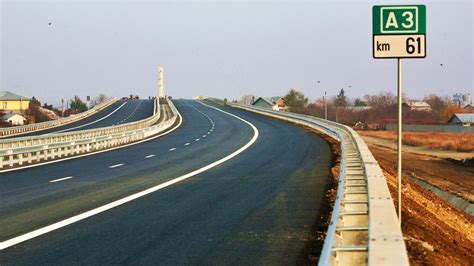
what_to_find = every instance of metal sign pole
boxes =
[397,58,403,225]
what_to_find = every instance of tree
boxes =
[42,103,54,110]
[439,103,469,122]
[364,92,397,109]
[91,94,108,107]
[70,95,88,113]
[240,95,255,105]
[354,98,367,107]
[284,89,308,113]
[335,89,348,107]
[423,94,447,120]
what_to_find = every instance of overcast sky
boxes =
[1,0,472,106]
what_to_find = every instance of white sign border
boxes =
[380,6,419,34]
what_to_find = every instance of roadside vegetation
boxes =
[358,131,474,152]
[240,89,471,130]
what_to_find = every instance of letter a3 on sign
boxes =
[372,5,426,58]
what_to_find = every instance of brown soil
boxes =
[358,131,474,152]
[368,144,474,202]
[368,144,474,265]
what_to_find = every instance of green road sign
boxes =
[373,5,426,58]
[373,5,426,35]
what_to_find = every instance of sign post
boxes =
[373,5,426,226]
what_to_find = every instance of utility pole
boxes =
[324,91,328,120]
[61,98,64,117]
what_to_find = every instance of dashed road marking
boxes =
[49,176,74,183]
[169,148,176,151]
[0,100,259,250]
[109,163,124,169]
[195,139,200,141]
[185,143,190,146]
[145,154,155,159]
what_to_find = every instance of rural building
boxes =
[252,97,289,111]
[405,101,432,111]
[448,113,474,126]
[0,91,30,113]
[1,113,27,126]
[462,104,474,113]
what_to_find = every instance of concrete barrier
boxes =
[228,103,408,266]
[0,98,117,138]
[0,99,178,171]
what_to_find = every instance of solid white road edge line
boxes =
[0,107,183,174]
[0,100,258,250]
[45,102,128,135]
[49,176,74,183]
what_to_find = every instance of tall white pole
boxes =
[158,67,165,99]
[397,58,403,225]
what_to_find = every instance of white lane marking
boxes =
[195,138,200,141]
[49,176,74,183]
[145,154,155,159]
[184,143,190,146]
[0,106,183,174]
[0,100,259,250]
[45,102,128,135]
[169,148,176,151]
[207,132,211,134]
[108,163,124,169]
[121,100,143,122]
[202,135,206,138]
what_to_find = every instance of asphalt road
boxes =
[0,100,332,265]
[8,99,155,138]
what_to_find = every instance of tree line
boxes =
[280,89,469,128]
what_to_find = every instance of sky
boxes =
[1,0,473,107]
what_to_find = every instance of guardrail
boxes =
[228,103,408,266]
[0,99,178,170]
[0,98,117,138]
[0,99,160,150]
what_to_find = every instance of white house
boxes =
[1,113,27,126]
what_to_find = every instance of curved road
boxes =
[0,100,332,265]
[7,99,155,138]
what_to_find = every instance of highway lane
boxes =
[0,100,333,264]
[5,99,155,138]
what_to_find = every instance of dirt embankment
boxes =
[358,131,474,152]
[368,144,474,265]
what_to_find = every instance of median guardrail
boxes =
[0,98,117,138]
[228,103,408,266]
[0,99,178,170]
[0,99,160,150]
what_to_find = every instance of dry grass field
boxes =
[358,131,474,152]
